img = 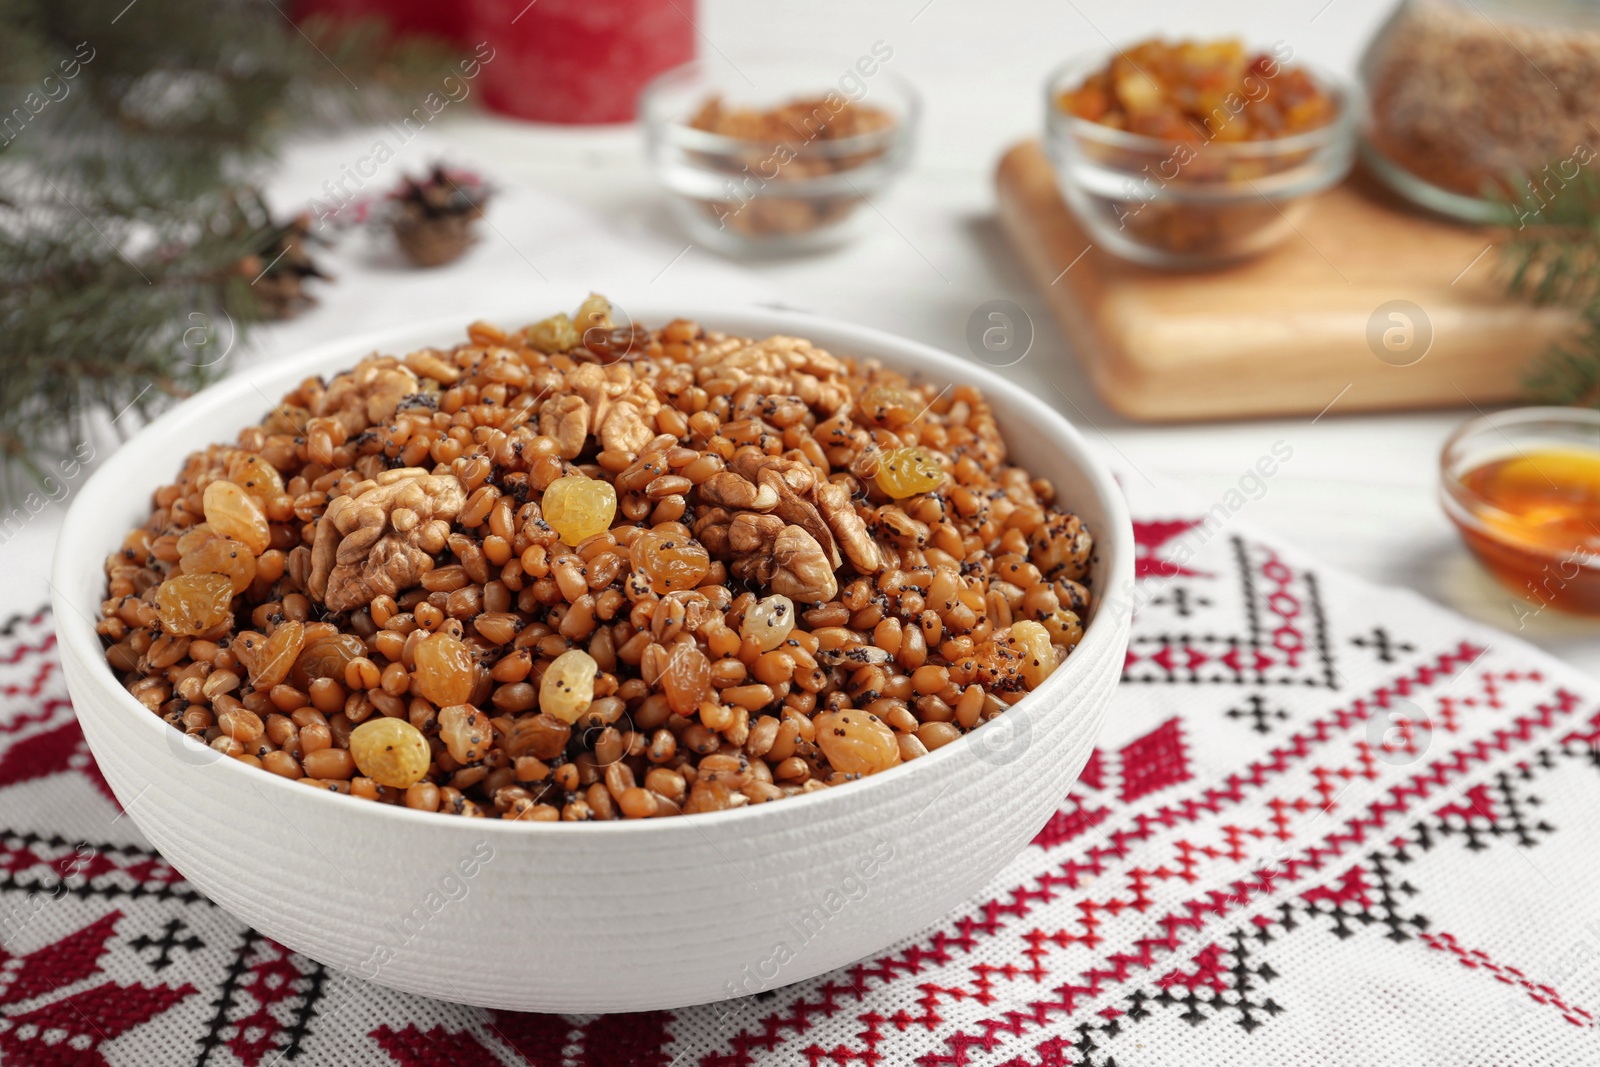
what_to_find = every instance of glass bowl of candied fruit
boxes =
[1046,38,1356,268]
[52,298,1132,1012]
[641,51,920,255]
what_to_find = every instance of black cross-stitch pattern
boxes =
[130,917,205,971]
[1123,538,1340,689]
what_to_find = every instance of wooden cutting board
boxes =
[995,140,1579,422]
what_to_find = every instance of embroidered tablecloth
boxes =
[5,466,1600,1066]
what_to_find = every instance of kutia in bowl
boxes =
[55,300,1132,1011]
[98,295,1097,818]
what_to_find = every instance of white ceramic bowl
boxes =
[53,305,1133,1014]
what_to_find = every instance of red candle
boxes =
[465,0,696,124]
[293,0,466,44]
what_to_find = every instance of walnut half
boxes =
[317,357,420,432]
[771,525,838,603]
[308,468,466,612]
[693,511,836,603]
[816,480,880,574]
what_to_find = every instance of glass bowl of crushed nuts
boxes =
[1046,39,1357,268]
[1360,0,1600,224]
[54,297,1131,1012]
[641,51,920,255]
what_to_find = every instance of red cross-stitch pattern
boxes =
[224,939,320,1065]
[1132,520,1210,580]
[0,909,195,1066]
[1420,931,1596,1029]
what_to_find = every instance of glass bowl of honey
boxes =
[1441,407,1600,615]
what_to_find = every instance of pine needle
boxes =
[0,0,461,501]
[1505,168,1600,405]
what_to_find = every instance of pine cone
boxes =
[389,165,490,268]
[238,214,329,320]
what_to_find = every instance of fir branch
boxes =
[1521,308,1600,409]
[1509,168,1600,406]
[1504,169,1600,307]
[0,0,463,501]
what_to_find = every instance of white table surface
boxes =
[17,0,1599,676]
[437,0,1600,676]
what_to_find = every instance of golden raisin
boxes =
[525,312,580,354]
[543,474,617,546]
[438,704,494,764]
[1042,608,1084,652]
[226,453,285,502]
[858,385,921,429]
[1009,620,1059,688]
[540,648,598,724]
[660,645,711,716]
[740,594,796,652]
[179,537,257,595]
[175,524,217,558]
[815,710,902,775]
[290,634,369,691]
[202,480,270,555]
[875,446,945,500]
[247,621,305,689]
[413,632,476,706]
[631,530,710,594]
[349,716,432,788]
[155,573,235,636]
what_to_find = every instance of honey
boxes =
[1449,447,1600,614]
